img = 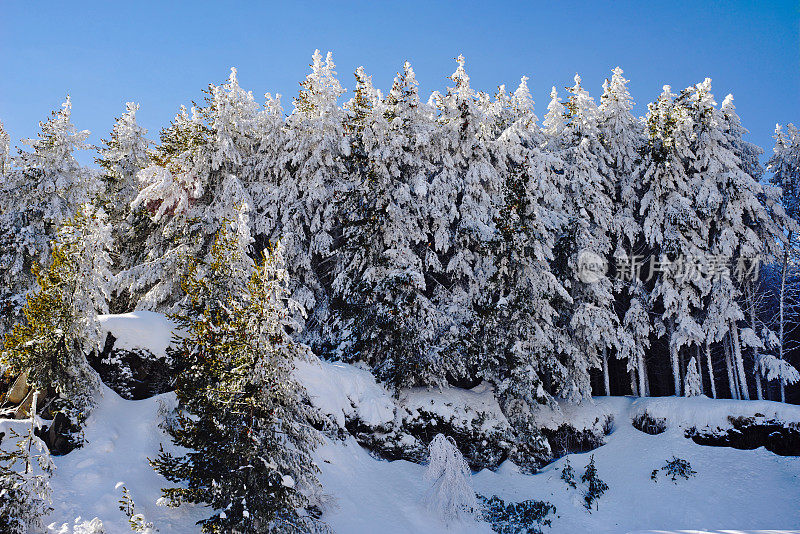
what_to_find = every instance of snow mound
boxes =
[400,382,509,432]
[97,311,177,358]
[294,357,395,429]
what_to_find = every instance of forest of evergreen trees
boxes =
[2,50,800,411]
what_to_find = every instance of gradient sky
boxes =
[1,1,798,166]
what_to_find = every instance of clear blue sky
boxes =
[1,1,798,165]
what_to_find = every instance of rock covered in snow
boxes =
[89,312,179,400]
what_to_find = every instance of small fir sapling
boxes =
[117,482,157,533]
[560,458,576,488]
[581,455,608,511]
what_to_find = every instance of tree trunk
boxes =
[630,369,638,397]
[602,346,610,396]
[638,352,648,397]
[695,345,704,395]
[755,369,763,400]
[724,337,738,400]
[669,319,680,396]
[779,231,792,403]
[730,321,750,400]
[705,341,716,399]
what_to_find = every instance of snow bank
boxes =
[400,382,509,433]
[531,396,623,432]
[294,357,395,428]
[630,395,800,431]
[97,311,178,358]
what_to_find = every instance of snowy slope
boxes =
[36,384,800,533]
[33,314,800,533]
[43,386,207,533]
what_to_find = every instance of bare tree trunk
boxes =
[602,346,610,396]
[630,368,638,397]
[669,319,680,396]
[730,321,750,400]
[779,231,792,403]
[637,353,648,396]
[695,345,704,395]
[705,341,716,399]
[724,337,738,400]
[755,369,763,400]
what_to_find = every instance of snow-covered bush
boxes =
[47,517,106,534]
[651,456,697,483]
[478,494,556,534]
[631,411,667,435]
[423,433,477,525]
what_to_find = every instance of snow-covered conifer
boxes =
[424,434,477,525]
[0,119,8,175]
[276,50,347,336]
[768,122,800,401]
[638,85,706,396]
[423,55,504,386]
[152,226,323,533]
[684,356,703,396]
[326,62,438,388]
[557,74,617,401]
[97,102,150,217]
[475,74,570,409]
[121,69,258,311]
[0,97,98,331]
[2,205,110,425]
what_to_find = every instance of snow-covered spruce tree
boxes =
[685,80,788,401]
[684,356,703,396]
[473,75,570,413]
[0,97,98,332]
[276,50,347,338]
[549,74,617,402]
[768,122,800,401]
[424,433,477,526]
[598,67,650,396]
[152,225,324,534]
[121,68,258,312]
[424,55,503,387]
[326,63,439,388]
[96,101,150,221]
[638,85,707,396]
[95,102,152,310]
[1,204,111,426]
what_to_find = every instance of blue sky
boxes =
[1,1,798,165]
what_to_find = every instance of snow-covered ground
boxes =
[27,380,800,533]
